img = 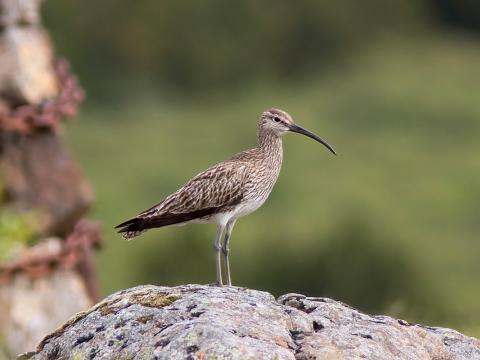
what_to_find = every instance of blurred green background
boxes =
[43,1,479,335]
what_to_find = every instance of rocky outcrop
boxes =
[21,284,480,360]
[0,0,97,356]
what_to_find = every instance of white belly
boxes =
[213,198,265,227]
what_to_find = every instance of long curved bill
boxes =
[289,124,337,155]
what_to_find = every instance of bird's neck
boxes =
[257,130,283,159]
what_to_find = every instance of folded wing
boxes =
[115,162,248,239]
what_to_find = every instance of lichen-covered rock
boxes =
[21,285,480,360]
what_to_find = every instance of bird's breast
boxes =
[243,159,282,204]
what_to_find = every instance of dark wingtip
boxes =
[115,218,137,229]
[115,217,147,239]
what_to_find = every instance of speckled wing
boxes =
[115,161,248,239]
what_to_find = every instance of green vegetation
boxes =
[43,0,427,97]
[0,210,38,262]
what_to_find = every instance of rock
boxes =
[0,130,93,237]
[0,0,42,26]
[0,0,58,105]
[0,265,92,356]
[22,284,480,360]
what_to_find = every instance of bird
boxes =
[115,108,336,286]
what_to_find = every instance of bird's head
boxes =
[260,108,336,155]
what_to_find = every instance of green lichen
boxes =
[97,297,123,316]
[128,291,180,308]
[96,289,179,315]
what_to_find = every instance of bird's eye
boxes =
[273,116,281,123]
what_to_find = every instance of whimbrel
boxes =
[116,109,336,285]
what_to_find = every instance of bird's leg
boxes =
[222,219,237,286]
[213,226,225,285]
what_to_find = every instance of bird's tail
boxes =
[115,217,149,241]
[116,207,217,240]
[122,229,146,241]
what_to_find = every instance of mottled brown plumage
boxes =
[116,108,336,285]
